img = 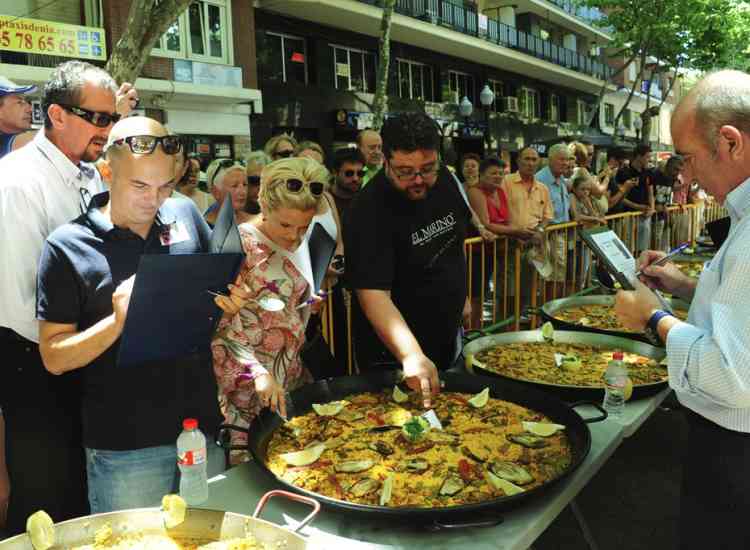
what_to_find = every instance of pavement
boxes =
[535,403,688,550]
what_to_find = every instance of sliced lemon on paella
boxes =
[541,322,555,341]
[485,471,525,496]
[280,443,326,466]
[392,385,409,403]
[468,387,490,408]
[522,421,566,437]
[26,510,55,550]
[161,494,187,528]
[380,473,394,506]
[312,401,347,416]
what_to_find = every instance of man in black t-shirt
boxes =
[35,117,246,513]
[612,144,655,253]
[651,155,685,250]
[344,113,471,408]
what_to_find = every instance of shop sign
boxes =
[0,14,106,60]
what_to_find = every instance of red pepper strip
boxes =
[447,394,469,405]
[458,459,474,482]
[464,427,486,434]
[286,459,332,472]
[407,441,435,455]
[367,411,385,426]
[328,474,344,499]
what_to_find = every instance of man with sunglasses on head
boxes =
[0,59,125,534]
[344,112,472,409]
[35,116,239,513]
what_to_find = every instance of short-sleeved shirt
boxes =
[613,164,652,212]
[37,192,222,451]
[651,169,674,218]
[535,166,570,224]
[501,172,554,230]
[344,167,471,370]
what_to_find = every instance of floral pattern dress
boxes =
[211,223,313,464]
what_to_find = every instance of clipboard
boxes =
[117,198,245,367]
[307,222,336,295]
[582,226,673,313]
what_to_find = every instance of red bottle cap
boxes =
[613,351,624,360]
[183,418,198,430]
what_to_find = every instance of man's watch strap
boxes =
[645,310,673,345]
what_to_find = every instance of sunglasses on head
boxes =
[280,178,324,196]
[275,150,295,159]
[59,104,121,128]
[106,134,182,155]
[247,175,261,186]
[343,169,366,178]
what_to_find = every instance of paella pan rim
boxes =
[245,371,592,520]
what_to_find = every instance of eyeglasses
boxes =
[59,104,121,128]
[247,175,261,186]
[279,178,324,196]
[106,134,182,155]
[274,150,295,159]
[390,163,440,182]
[343,169,366,178]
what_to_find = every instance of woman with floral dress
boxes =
[211,157,329,464]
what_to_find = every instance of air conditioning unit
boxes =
[503,96,519,112]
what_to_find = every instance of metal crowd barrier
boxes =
[317,201,727,374]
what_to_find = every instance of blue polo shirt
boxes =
[536,165,570,224]
[36,192,222,451]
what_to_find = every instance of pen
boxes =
[634,243,689,277]
[295,290,329,309]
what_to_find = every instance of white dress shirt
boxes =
[0,130,104,343]
[667,176,750,431]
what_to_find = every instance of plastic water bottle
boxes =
[602,352,629,422]
[177,418,208,504]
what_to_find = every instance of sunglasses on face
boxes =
[59,104,121,128]
[343,169,366,178]
[275,150,295,159]
[247,175,261,186]
[106,134,182,155]
[280,178,324,196]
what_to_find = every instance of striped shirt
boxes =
[667,176,750,431]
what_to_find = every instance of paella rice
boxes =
[555,304,688,333]
[265,389,573,508]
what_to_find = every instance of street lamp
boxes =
[633,115,643,142]
[459,96,473,137]
[479,84,495,155]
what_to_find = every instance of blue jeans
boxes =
[86,442,226,513]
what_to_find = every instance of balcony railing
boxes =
[545,0,605,25]
[362,0,612,81]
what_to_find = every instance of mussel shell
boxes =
[349,478,381,497]
[369,441,394,456]
[507,432,549,449]
[439,474,465,496]
[405,459,430,473]
[489,460,534,485]
[335,459,375,473]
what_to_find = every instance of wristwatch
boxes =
[645,310,672,346]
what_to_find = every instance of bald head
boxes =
[105,116,169,164]
[357,129,383,169]
[674,70,750,152]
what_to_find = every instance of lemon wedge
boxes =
[312,401,346,416]
[161,494,187,529]
[522,421,566,437]
[560,354,582,371]
[392,385,409,403]
[26,510,55,550]
[541,322,555,341]
[468,387,490,408]
[380,473,394,506]
[623,378,634,401]
[485,471,525,496]
[280,443,326,466]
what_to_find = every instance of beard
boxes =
[390,178,434,201]
[81,137,107,163]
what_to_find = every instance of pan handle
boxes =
[428,516,504,530]
[568,401,608,423]
[253,489,321,533]
[215,424,250,451]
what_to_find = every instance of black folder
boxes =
[308,222,336,295]
[117,198,245,367]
